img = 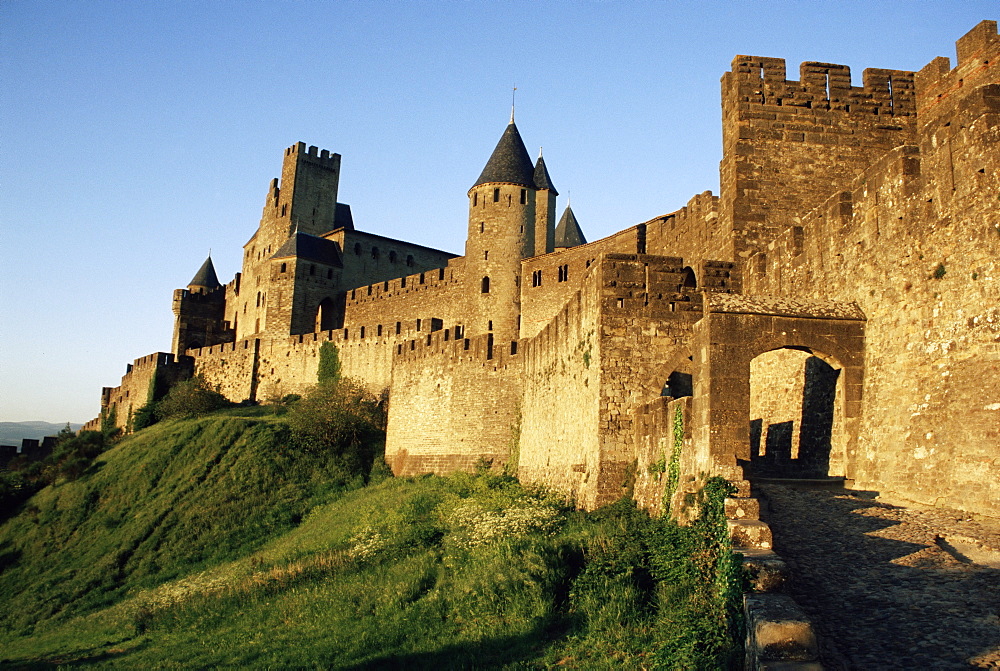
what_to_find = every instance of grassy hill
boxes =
[0,407,743,668]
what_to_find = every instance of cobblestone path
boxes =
[758,484,1000,670]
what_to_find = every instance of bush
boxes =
[286,377,386,478]
[155,375,233,421]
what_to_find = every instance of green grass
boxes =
[0,411,742,668]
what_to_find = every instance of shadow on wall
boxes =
[748,355,840,479]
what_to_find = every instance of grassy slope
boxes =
[0,411,740,669]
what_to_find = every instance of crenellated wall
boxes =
[385,332,522,476]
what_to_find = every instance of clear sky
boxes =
[1,0,994,423]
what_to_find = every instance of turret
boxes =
[187,255,221,294]
[533,151,558,256]
[465,119,538,343]
[553,205,586,249]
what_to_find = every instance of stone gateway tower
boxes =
[93,21,999,521]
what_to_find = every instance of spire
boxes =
[554,205,587,248]
[188,255,221,290]
[472,121,536,189]
[533,152,558,195]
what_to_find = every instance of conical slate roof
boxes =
[554,206,587,248]
[188,256,221,289]
[472,122,536,189]
[533,155,558,195]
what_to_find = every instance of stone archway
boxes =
[689,295,865,482]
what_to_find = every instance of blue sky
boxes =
[1,1,994,423]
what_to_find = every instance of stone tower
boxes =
[465,120,555,344]
[171,255,229,355]
[235,143,343,340]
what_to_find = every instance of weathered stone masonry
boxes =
[95,21,999,519]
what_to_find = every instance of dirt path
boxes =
[758,484,1000,670]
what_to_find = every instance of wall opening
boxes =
[681,266,697,289]
[481,276,490,293]
[315,297,337,331]
[747,348,842,479]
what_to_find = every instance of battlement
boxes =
[125,351,180,374]
[727,55,915,116]
[284,141,341,168]
[916,20,998,117]
[346,265,456,306]
[394,330,519,368]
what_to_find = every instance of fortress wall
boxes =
[520,253,704,509]
[739,22,1000,515]
[344,260,466,338]
[591,254,704,508]
[720,53,918,262]
[385,332,521,476]
[103,352,194,431]
[644,192,730,263]
[518,270,603,507]
[519,226,643,339]
[631,396,692,517]
[190,339,260,403]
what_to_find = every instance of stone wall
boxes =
[520,226,643,339]
[385,332,521,475]
[102,352,194,431]
[738,22,1000,516]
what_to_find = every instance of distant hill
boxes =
[0,421,82,444]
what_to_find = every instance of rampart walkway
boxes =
[759,484,1000,669]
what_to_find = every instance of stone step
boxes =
[739,547,790,592]
[728,519,773,550]
[726,496,761,520]
[744,593,820,668]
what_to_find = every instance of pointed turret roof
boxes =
[188,256,221,289]
[554,206,587,248]
[533,154,558,195]
[472,122,536,189]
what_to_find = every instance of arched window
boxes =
[481,276,490,293]
[681,266,697,289]
[389,251,398,263]
[354,243,362,256]
[309,264,316,276]
[372,246,380,260]
[406,255,414,267]
[280,262,287,273]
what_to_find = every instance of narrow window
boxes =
[493,188,500,202]
[395,321,401,335]
[360,326,366,339]
[488,320,493,331]
[406,255,414,267]
[481,276,490,293]
[389,251,397,263]
[354,243,362,255]
[484,250,489,260]
[327,269,333,279]
[377,324,383,336]
[416,319,422,331]
[281,204,288,216]
[371,246,380,260]
[473,192,478,206]
[309,264,315,276]
[520,189,526,204]
[420,272,425,284]
[439,268,445,280]
[280,262,287,273]
[479,222,485,233]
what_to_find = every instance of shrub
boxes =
[286,377,386,478]
[156,375,232,420]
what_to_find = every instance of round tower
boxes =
[465,119,540,343]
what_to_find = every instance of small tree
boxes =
[156,375,232,420]
[287,377,386,477]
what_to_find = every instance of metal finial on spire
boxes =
[511,85,517,123]
[538,146,543,159]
